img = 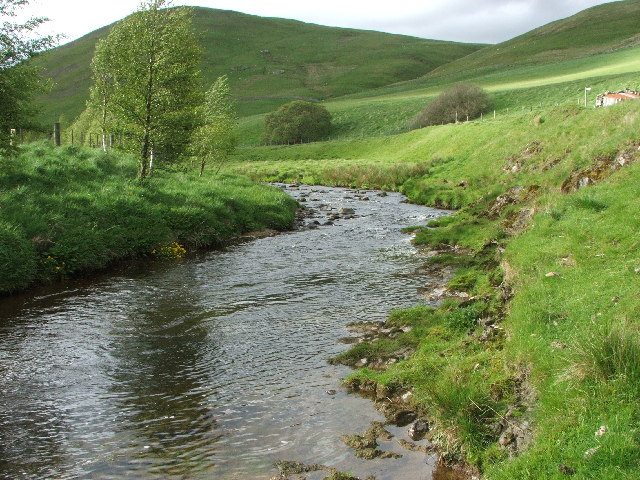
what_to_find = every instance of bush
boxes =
[262,100,332,145]
[410,84,491,129]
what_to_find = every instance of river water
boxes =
[0,185,449,480]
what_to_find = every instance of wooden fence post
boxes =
[53,123,61,146]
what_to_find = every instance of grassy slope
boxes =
[34,6,482,124]
[424,0,640,81]
[219,3,640,475]
[0,143,298,295]
[235,43,640,146]
[371,0,640,95]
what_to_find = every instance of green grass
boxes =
[424,0,640,82]
[484,162,640,479]
[0,142,298,294]
[230,100,640,204]
[233,42,640,147]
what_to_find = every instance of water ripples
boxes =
[0,185,447,480]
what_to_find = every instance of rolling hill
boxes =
[34,6,484,124]
[381,0,640,90]
[226,0,640,145]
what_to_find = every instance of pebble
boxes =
[595,425,607,436]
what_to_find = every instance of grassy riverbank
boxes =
[224,98,640,478]
[0,142,298,295]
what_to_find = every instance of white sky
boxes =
[19,0,613,45]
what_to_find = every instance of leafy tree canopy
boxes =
[262,100,332,145]
[192,75,237,176]
[87,0,202,179]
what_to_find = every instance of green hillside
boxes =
[426,0,640,79]
[34,6,483,124]
[227,1,640,147]
[334,0,640,102]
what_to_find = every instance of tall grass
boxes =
[0,142,298,294]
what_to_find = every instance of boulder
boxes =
[407,419,430,441]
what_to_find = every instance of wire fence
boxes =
[12,96,609,150]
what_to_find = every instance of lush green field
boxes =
[0,143,298,295]
[236,43,640,146]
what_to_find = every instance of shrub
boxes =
[410,84,491,129]
[262,100,332,145]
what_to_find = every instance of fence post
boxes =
[53,122,61,146]
[71,129,74,146]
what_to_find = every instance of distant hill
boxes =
[423,0,640,82]
[34,7,484,124]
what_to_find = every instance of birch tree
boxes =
[88,0,201,179]
[192,75,237,176]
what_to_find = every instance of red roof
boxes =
[604,93,640,100]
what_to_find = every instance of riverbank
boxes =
[0,142,299,295]
[224,101,640,478]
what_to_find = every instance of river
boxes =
[0,184,449,480]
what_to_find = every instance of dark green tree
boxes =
[87,0,202,179]
[262,100,331,145]
[0,0,57,155]
[410,84,491,129]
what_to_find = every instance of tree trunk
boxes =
[139,133,150,179]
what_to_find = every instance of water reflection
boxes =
[106,288,220,478]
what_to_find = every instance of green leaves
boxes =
[87,2,202,178]
[0,0,57,155]
[192,75,237,176]
[262,100,332,145]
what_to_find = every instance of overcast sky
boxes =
[19,0,614,45]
